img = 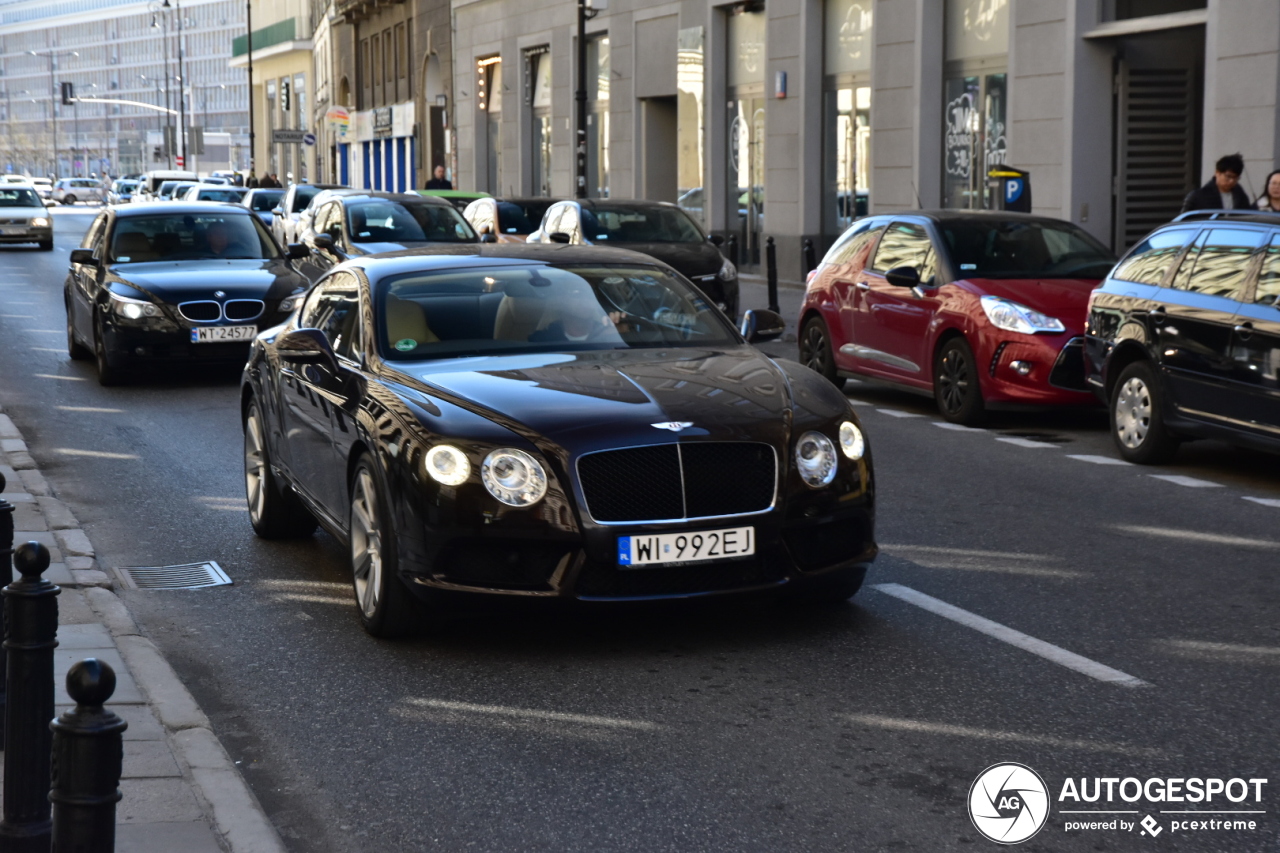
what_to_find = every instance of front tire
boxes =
[934,337,985,425]
[66,304,90,360]
[799,315,846,390]
[1110,361,1180,464]
[63,195,76,205]
[244,400,317,538]
[350,454,427,638]
[93,313,124,386]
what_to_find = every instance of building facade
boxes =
[0,0,249,177]
[450,0,1280,278]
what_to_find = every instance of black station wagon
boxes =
[1084,211,1280,462]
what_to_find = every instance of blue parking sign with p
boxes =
[1005,178,1024,204]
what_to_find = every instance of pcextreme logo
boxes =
[968,763,1050,844]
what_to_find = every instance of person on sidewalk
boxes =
[425,165,453,190]
[1256,168,1280,213]
[1181,153,1250,213]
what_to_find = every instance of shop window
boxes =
[587,36,609,198]
[676,26,705,226]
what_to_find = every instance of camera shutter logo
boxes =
[968,763,1050,844]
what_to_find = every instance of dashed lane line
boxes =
[876,409,924,418]
[872,583,1150,688]
[1148,474,1224,488]
[1067,454,1133,466]
[933,422,986,432]
[1243,496,1280,508]
[995,436,1054,449]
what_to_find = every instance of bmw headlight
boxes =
[109,292,160,320]
[794,431,837,488]
[838,421,865,460]
[717,256,737,281]
[30,217,49,228]
[425,444,471,487]
[979,295,1065,334]
[481,448,548,507]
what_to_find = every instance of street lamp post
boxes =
[575,0,604,199]
[246,0,255,179]
[149,1,173,168]
[28,49,77,180]
[164,0,188,169]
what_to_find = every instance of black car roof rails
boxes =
[1172,209,1280,223]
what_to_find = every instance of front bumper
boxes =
[980,333,1098,407]
[0,226,52,244]
[102,319,261,365]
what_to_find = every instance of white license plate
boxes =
[0,227,27,235]
[618,526,754,568]
[191,325,257,343]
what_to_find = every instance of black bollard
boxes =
[725,233,739,269]
[802,237,817,278]
[0,541,60,853]
[0,473,13,750]
[765,236,779,313]
[50,659,127,853]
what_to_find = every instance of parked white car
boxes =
[29,178,54,200]
[51,178,106,205]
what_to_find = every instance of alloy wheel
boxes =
[801,323,828,374]
[938,348,971,413]
[1115,376,1151,450]
[244,410,268,524]
[350,469,384,619]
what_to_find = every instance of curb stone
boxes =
[1,406,288,853]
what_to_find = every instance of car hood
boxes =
[962,277,1101,327]
[595,240,725,278]
[396,347,808,454]
[107,259,304,302]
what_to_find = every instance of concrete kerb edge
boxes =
[1,407,289,853]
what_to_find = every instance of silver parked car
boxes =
[0,185,53,250]
[52,178,107,206]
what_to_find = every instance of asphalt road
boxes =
[1,211,1277,852]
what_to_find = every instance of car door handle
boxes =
[1234,322,1254,339]
[1148,306,1166,320]
[855,281,870,292]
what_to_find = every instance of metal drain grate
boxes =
[115,561,233,590]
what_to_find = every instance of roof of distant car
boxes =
[113,202,256,217]
[347,241,672,277]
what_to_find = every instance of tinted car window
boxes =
[940,219,1115,278]
[109,214,279,262]
[0,188,42,207]
[1112,229,1195,285]
[379,264,737,360]
[580,205,704,243]
[498,200,553,235]
[248,190,284,212]
[291,186,322,212]
[1256,234,1280,306]
[301,276,361,359]
[81,214,108,250]
[1169,228,1265,299]
[872,222,936,283]
[348,201,477,243]
[196,188,248,203]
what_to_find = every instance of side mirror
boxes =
[312,233,335,252]
[739,308,786,343]
[708,234,725,247]
[277,328,336,366]
[480,233,498,244]
[69,248,100,267]
[271,206,284,216]
[884,266,921,289]
[286,242,309,260]
[548,231,572,244]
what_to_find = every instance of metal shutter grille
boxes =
[1116,66,1197,250]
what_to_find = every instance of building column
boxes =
[1202,0,1280,191]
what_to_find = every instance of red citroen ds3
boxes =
[797,211,1117,424]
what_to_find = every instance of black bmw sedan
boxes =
[241,244,875,637]
[527,200,740,318]
[65,202,311,385]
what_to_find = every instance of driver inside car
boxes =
[528,282,624,344]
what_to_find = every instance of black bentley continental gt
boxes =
[65,202,311,384]
[240,244,876,637]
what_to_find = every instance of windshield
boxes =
[248,190,284,211]
[580,205,705,244]
[379,263,736,360]
[349,201,478,244]
[939,219,1116,279]
[109,213,279,263]
[0,189,42,207]
[291,186,322,212]
[497,200,553,235]
[196,188,248,203]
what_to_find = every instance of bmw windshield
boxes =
[939,219,1116,279]
[110,213,279,263]
[379,264,737,360]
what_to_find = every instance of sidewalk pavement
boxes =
[0,406,287,853]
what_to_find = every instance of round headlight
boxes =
[424,444,470,486]
[31,217,49,228]
[120,302,144,320]
[481,448,548,507]
[838,421,865,460]
[794,431,837,488]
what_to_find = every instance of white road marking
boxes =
[403,698,659,731]
[269,593,351,605]
[881,543,1055,561]
[1243,496,1280,508]
[1148,474,1223,488]
[840,714,1161,757]
[257,579,350,591]
[996,437,1054,448]
[1067,454,1132,466]
[872,583,1150,687]
[1112,524,1280,550]
[877,409,923,418]
[0,314,35,319]
[53,448,140,460]
[55,405,124,413]
[33,373,87,381]
[933,422,986,432]
[1157,639,1280,664]
[28,348,64,354]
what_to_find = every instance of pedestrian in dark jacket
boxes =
[424,165,453,190]
[1181,153,1250,213]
